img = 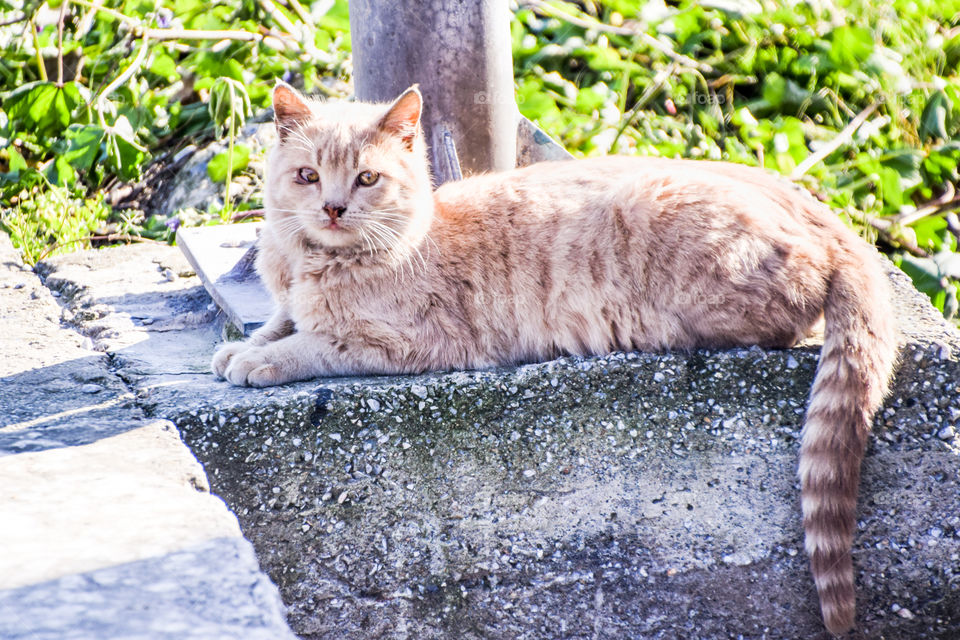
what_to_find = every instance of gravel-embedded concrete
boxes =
[29,239,960,639]
[0,234,296,640]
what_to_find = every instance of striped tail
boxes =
[798,242,897,635]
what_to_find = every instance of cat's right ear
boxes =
[377,85,422,151]
[273,81,312,140]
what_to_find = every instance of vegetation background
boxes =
[1,0,959,322]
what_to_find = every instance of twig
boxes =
[946,211,960,246]
[0,13,28,27]
[258,0,297,35]
[283,0,314,27]
[790,101,880,179]
[232,209,265,222]
[859,216,931,259]
[69,0,137,25]
[70,0,301,48]
[609,62,676,150]
[143,27,299,51]
[888,182,959,228]
[521,0,714,74]
[145,27,253,41]
[96,36,150,105]
[56,1,68,86]
[30,19,48,82]
[256,0,322,58]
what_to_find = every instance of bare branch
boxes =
[56,1,68,86]
[790,101,880,180]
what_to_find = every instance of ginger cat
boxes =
[212,83,898,635]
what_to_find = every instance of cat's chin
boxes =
[304,226,361,249]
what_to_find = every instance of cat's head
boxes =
[264,82,434,252]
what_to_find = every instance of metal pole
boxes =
[349,0,517,184]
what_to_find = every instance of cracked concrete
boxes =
[9,237,960,639]
[0,234,296,640]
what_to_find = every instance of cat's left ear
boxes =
[273,81,313,140]
[377,85,422,151]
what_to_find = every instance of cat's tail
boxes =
[799,237,897,635]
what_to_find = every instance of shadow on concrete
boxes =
[0,354,144,455]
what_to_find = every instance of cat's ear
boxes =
[377,85,422,151]
[273,81,312,139]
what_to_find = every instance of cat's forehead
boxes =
[294,101,386,166]
[312,99,384,123]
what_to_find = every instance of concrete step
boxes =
[23,239,960,639]
[0,234,297,640]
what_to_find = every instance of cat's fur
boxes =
[212,83,898,635]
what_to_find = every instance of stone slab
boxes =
[0,537,296,640]
[176,223,273,336]
[0,234,296,639]
[37,241,960,639]
[0,421,240,589]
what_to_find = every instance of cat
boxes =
[211,82,899,635]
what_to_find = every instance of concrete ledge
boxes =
[0,537,292,640]
[0,235,296,640]
[28,242,960,638]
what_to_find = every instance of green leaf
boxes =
[884,149,923,191]
[912,215,947,251]
[7,147,27,172]
[875,166,904,210]
[899,253,945,298]
[828,26,874,68]
[3,81,85,138]
[45,155,76,186]
[517,79,560,121]
[148,52,179,80]
[923,144,960,183]
[575,86,608,114]
[207,144,251,183]
[898,251,960,319]
[761,73,786,107]
[919,91,951,141]
[63,124,107,173]
[209,77,252,137]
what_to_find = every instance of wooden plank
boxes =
[176,224,273,336]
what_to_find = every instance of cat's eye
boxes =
[356,170,379,186]
[297,167,319,183]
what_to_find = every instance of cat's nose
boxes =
[323,204,346,221]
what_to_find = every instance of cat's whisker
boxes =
[286,128,315,150]
[353,212,408,224]
[357,221,388,249]
[364,221,411,282]
[271,216,303,230]
[356,227,376,255]
[271,217,307,240]
[363,222,398,256]
[364,221,403,251]
[423,233,441,260]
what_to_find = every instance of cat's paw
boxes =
[211,341,250,379]
[223,348,289,387]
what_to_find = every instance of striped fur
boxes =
[213,85,899,633]
[798,234,898,635]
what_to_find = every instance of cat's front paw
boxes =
[211,341,250,379]
[223,347,289,388]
